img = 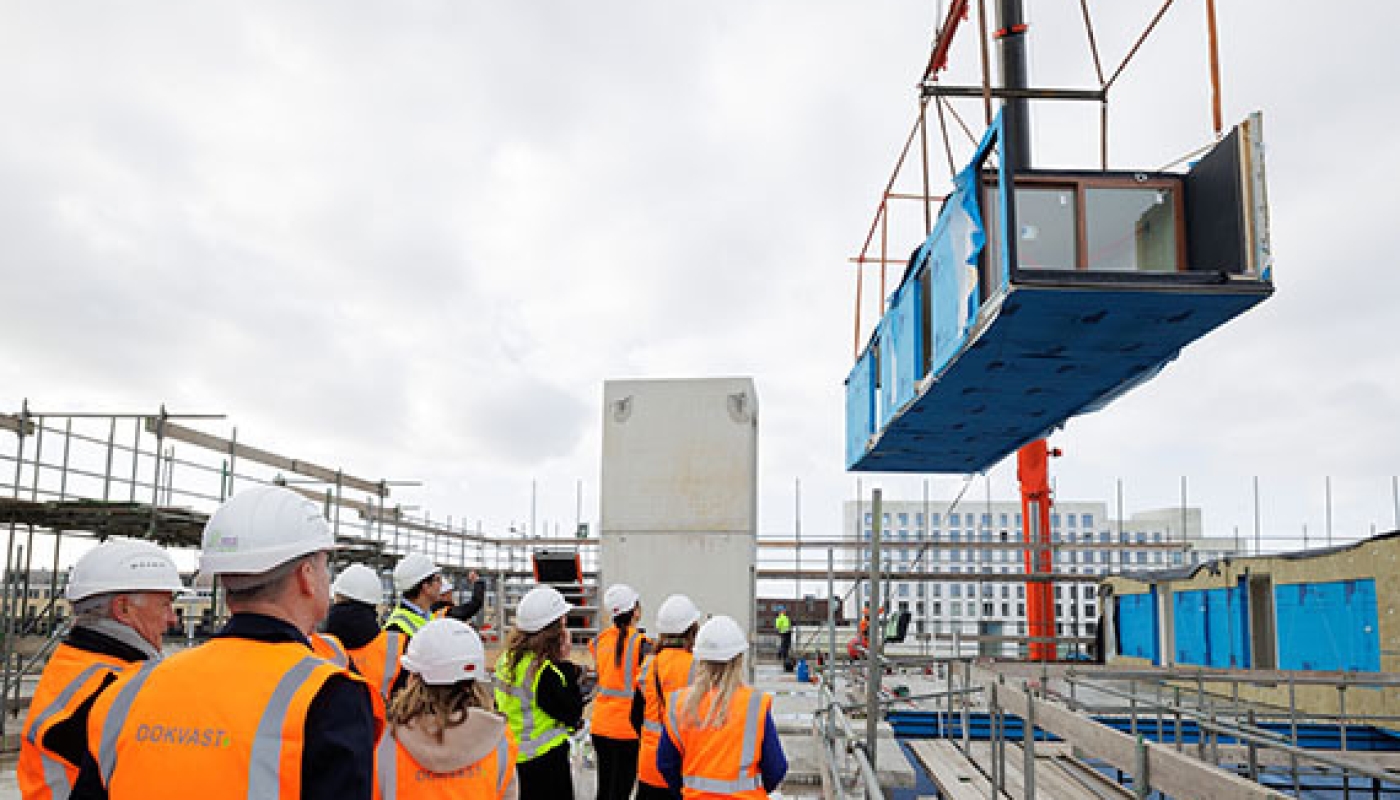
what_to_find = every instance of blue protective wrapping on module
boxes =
[1173,586,1251,668]
[845,349,877,469]
[925,161,988,379]
[880,277,922,426]
[1275,579,1381,672]
[1115,591,1160,664]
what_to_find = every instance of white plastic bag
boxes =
[570,728,596,800]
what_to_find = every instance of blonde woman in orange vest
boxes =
[589,583,651,800]
[658,615,788,799]
[374,618,517,799]
[633,594,702,800]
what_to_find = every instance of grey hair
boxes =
[72,592,120,623]
[223,553,320,604]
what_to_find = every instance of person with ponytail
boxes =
[588,584,651,800]
[658,615,787,799]
[633,594,702,800]
[375,618,517,799]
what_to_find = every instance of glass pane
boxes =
[1014,187,1077,270]
[1085,187,1177,272]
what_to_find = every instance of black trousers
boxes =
[779,631,793,667]
[592,734,640,800]
[635,779,681,799]
[517,741,573,800]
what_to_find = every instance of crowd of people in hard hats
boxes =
[17,484,788,800]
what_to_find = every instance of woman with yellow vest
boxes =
[589,584,650,800]
[633,594,702,800]
[494,585,585,800]
[374,618,517,799]
[659,615,788,799]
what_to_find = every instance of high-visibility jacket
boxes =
[310,632,350,668]
[636,648,696,788]
[18,643,131,800]
[346,630,405,703]
[774,614,791,635]
[372,726,518,800]
[588,626,647,740]
[493,652,570,763]
[86,637,372,799]
[384,603,428,637]
[663,685,773,800]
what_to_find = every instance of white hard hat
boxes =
[400,618,486,685]
[331,564,383,606]
[200,486,334,576]
[602,584,640,617]
[66,539,184,602]
[394,553,438,593]
[655,594,703,635]
[516,585,572,633]
[694,615,749,662]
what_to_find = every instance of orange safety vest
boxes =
[345,630,405,703]
[372,725,518,800]
[86,637,376,799]
[663,685,773,800]
[636,648,696,788]
[18,643,132,800]
[311,632,350,668]
[588,626,647,740]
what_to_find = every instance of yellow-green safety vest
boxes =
[775,614,791,634]
[493,652,569,763]
[383,604,428,637]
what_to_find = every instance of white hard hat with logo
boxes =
[656,594,703,635]
[401,618,486,685]
[694,615,749,662]
[331,564,383,606]
[200,486,334,576]
[516,585,573,633]
[394,553,438,593]
[603,583,640,617]
[66,539,184,602]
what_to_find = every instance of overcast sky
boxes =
[2,1,1397,562]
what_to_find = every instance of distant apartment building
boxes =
[841,499,1242,655]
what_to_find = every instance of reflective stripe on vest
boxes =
[384,605,427,636]
[92,643,353,800]
[493,654,568,761]
[593,628,642,699]
[380,631,402,697]
[377,729,515,800]
[21,656,122,800]
[666,687,767,797]
[311,634,349,668]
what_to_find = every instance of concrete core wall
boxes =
[599,377,758,637]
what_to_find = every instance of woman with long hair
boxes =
[634,594,702,800]
[494,585,585,800]
[589,583,650,800]
[374,618,517,799]
[658,615,788,798]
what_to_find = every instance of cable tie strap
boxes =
[992,23,1029,40]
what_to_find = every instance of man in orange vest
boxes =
[324,562,404,702]
[18,540,183,800]
[71,485,380,800]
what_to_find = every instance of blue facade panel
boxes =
[1116,591,1160,664]
[1276,579,1381,672]
[844,350,877,469]
[1173,585,1250,668]
[880,279,922,425]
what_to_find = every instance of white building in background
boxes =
[840,499,1242,656]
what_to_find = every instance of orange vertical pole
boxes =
[1018,440,1057,661]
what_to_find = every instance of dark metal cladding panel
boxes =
[1185,127,1247,274]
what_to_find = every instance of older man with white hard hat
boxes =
[17,539,182,800]
[71,485,380,800]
